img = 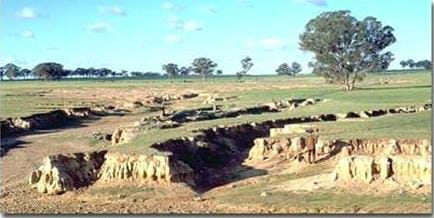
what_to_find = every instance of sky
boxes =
[0,0,432,74]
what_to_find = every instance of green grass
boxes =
[1,71,431,154]
[268,111,431,140]
[1,71,430,118]
[216,189,430,213]
[105,108,431,155]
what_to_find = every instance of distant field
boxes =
[1,71,431,119]
[1,70,431,153]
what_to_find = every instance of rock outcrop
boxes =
[29,151,107,194]
[348,139,431,156]
[248,137,307,161]
[202,95,237,104]
[390,155,431,184]
[269,124,318,137]
[247,135,431,162]
[98,153,194,185]
[261,98,320,112]
[331,155,376,183]
[331,155,431,185]
[29,151,196,194]
[140,92,198,106]
[111,127,140,145]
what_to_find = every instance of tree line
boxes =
[399,59,432,70]
[0,62,163,81]
[0,56,299,82]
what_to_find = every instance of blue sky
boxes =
[0,0,431,74]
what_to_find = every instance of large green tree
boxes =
[300,10,396,91]
[275,63,292,76]
[415,60,432,70]
[399,60,408,69]
[32,62,65,80]
[1,63,21,80]
[190,57,217,82]
[236,56,253,81]
[291,62,302,77]
[162,63,179,81]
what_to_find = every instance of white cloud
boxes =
[21,30,35,38]
[167,15,182,29]
[99,6,126,16]
[167,16,203,32]
[47,46,60,51]
[165,35,183,43]
[200,6,216,14]
[293,0,328,7]
[183,20,203,32]
[237,0,254,8]
[162,2,182,11]
[16,7,39,19]
[244,38,288,50]
[85,22,112,33]
[261,38,287,50]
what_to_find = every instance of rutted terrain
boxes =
[26,103,432,197]
[0,77,431,214]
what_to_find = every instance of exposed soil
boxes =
[0,103,432,214]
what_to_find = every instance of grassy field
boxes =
[1,71,431,153]
[1,71,430,118]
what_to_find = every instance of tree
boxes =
[2,63,21,80]
[120,70,128,77]
[179,67,191,76]
[33,62,65,80]
[95,68,112,78]
[20,69,32,79]
[216,70,223,75]
[400,60,408,69]
[162,63,179,81]
[62,69,72,78]
[300,10,396,91]
[415,60,432,70]
[73,68,86,78]
[291,62,302,76]
[236,71,244,80]
[237,56,253,81]
[276,63,292,76]
[190,57,218,82]
[0,67,4,80]
[407,59,416,68]
[130,71,143,77]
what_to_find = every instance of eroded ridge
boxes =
[29,150,107,194]
[110,103,432,145]
[332,155,431,185]
[247,129,431,187]
[28,103,432,194]
[28,151,195,195]
[1,106,122,139]
[98,153,194,184]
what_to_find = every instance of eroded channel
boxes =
[28,103,432,195]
